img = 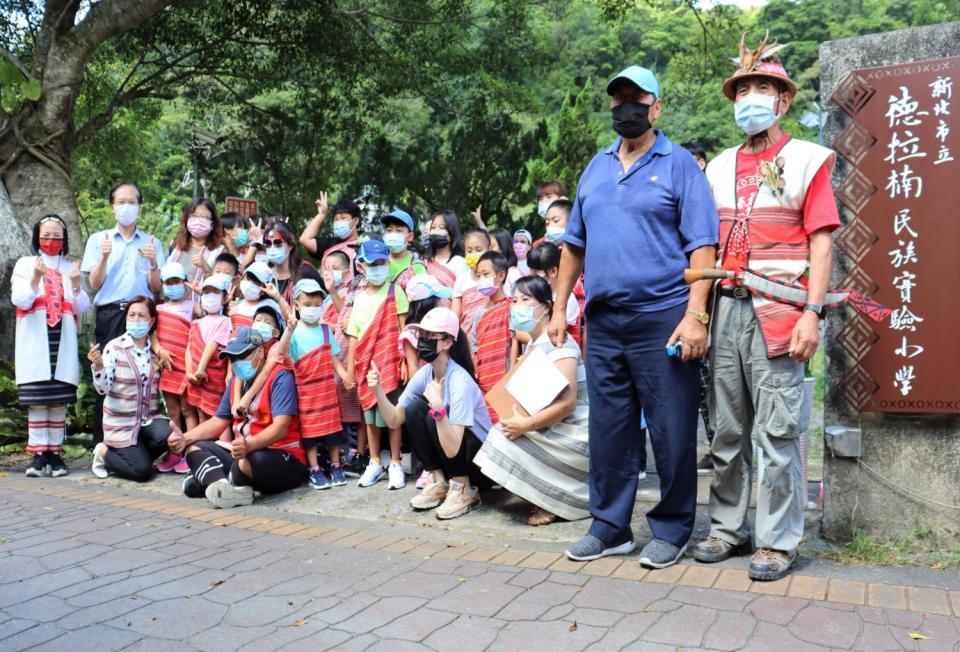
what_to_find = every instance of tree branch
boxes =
[69,0,177,57]
[0,46,29,78]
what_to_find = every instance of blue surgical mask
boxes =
[383,231,407,253]
[734,92,780,136]
[252,321,275,341]
[537,200,550,218]
[233,228,249,247]
[365,264,390,286]
[162,283,185,300]
[232,358,258,382]
[545,225,565,244]
[266,246,288,265]
[299,305,324,324]
[510,304,541,333]
[331,270,344,288]
[126,321,150,339]
[333,220,352,239]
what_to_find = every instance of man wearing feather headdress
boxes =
[692,33,840,581]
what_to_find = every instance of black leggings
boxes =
[406,397,491,490]
[104,418,171,482]
[191,440,308,495]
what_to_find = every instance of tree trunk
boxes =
[0,179,33,362]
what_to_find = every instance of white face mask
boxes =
[114,204,139,226]
[254,252,269,265]
[299,305,324,324]
[240,279,262,301]
[200,293,223,313]
[252,321,275,341]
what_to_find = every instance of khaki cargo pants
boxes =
[707,295,808,552]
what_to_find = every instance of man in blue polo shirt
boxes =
[550,66,719,569]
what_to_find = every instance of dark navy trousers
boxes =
[585,301,699,547]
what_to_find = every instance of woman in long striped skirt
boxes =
[474,275,589,526]
[11,215,90,477]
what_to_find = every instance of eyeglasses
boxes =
[264,239,286,248]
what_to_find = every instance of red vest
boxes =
[232,364,305,464]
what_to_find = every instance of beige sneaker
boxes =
[435,479,480,520]
[410,479,448,511]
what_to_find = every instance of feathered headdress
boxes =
[722,31,796,101]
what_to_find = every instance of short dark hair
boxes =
[526,242,561,272]
[253,305,284,336]
[109,180,142,204]
[462,226,490,247]
[514,275,554,313]
[326,250,350,268]
[331,199,361,220]
[214,252,240,275]
[681,142,707,162]
[32,214,69,256]
[220,211,249,230]
[547,198,572,218]
[478,251,509,278]
[537,180,566,199]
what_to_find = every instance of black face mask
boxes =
[428,234,450,250]
[417,337,441,363]
[612,100,652,139]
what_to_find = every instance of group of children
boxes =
[148,181,584,496]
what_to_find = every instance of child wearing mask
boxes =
[381,209,426,289]
[423,210,469,288]
[347,239,409,489]
[487,228,523,297]
[287,279,350,489]
[471,252,512,426]
[221,212,251,259]
[320,250,367,477]
[542,199,572,246]
[186,273,232,422]
[156,262,197,473]
[232,261,286,330]
[513,229,533,275]
[452,227,490,337]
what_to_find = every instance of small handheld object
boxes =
[666,341,683,358]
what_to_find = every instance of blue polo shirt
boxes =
[80,226,166,307]
[564,130,718,313]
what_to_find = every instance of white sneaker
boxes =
[638,471,647,481]
[91,443,109,479]
[358,461,385,487]
[387,462,406,490]
[205,478,253,509]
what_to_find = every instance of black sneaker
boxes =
[343,451,369,478]
[45,453,69,477]
[25,453,48,478]
[182,475,204,498]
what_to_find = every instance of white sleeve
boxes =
[565,296,579,325]
[10,257,38,310]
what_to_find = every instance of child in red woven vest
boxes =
[346,239,409,490]
[155,262,197,474]
[287,279,350,490]
[185,273,232,422]
[451,228,490,340]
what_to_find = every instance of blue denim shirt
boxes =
[565,131,719,313]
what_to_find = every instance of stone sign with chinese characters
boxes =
[831,55,959,413]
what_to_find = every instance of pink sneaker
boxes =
[174,456,190,474]
[156,453,181,473]
[415,470,431,490]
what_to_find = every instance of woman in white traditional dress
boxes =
[11,214,90,477]
[474,275,589,526]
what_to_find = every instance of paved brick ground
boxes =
[1,476,958,650]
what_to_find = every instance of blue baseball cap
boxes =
[607,65,660,99]
[381,209,415,232]
[358,238,390,263]
[293,278,324,298]
[218,326,264,360]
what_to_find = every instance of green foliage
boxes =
[826,527,960,568]
[0,60,41,114]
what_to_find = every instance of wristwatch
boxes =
[685,309,709,325]
[428,406,448,421]
[803,303,824,318]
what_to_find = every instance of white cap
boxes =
[160,262,187,282]
[245,261,273,284]
[201,273,232,292]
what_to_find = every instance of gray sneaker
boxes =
[638,538,687,569]
[565,532,637,562]
[205,478,253,509]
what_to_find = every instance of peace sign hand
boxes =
[249,218,264,242]
[315,192,328,218]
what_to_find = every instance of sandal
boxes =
[527,506,558,526]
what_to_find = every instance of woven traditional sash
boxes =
[355,284,402,410]
[157,311,191,394]
[294,325,342,439]
[187,319,229,415]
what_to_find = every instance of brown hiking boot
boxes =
[409,479,449,511]
[692,536,750,563]
[749,548,797,581]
